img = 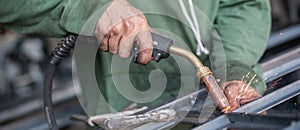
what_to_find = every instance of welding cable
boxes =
[178,0,209,55]
[43,34,77,130]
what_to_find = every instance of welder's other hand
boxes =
[222,80,261,110]
[94,0,152,64]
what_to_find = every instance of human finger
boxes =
[135,30,153,64]
[108,24,123,54]
[239,86,261,105]
[99,35,109,51]
[118,34,135,58]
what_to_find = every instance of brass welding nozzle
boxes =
[169,46,231,112]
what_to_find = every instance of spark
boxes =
[245,72,250,79]
[236,73,257,105]
[267,78,282,90]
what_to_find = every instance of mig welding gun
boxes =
[43,33,232,130]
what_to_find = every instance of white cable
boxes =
[188,0,200,35]
[178,0,203,54]
[178,0,209,55]
[178,0,197,36]
[188,0,209,55]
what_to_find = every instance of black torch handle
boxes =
[133,32,173,63]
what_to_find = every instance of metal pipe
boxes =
[288,0,299,23]
[169,46,231,112]
[267,24,300,49]
[262,46,300,82]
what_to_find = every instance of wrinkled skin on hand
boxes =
[222,80,262,111]
[94,0,152,64]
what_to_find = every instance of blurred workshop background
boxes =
[0,0,300,129]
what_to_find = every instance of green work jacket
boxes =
[1,0,271,114]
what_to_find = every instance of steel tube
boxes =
[267,24,300,49]
[226,113,299,129]
[262,46,300,82]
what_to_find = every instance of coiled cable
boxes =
[49,34,77,65]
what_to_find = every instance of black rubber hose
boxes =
[43,64,57,130]
[43,34,77,130]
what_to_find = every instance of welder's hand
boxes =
[222,80,261,110]
[94,0,152,64]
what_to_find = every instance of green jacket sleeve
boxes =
[215,0,271,94]
[0,0,109,37]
